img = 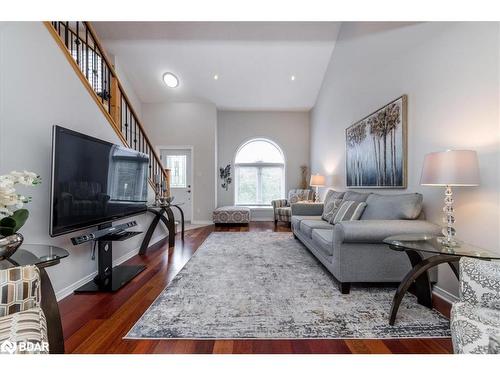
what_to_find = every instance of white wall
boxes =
[217,111,310,215]
[142,102,217,223]
[310,22,500,299]
[112,56,143,121]
[0,22,168,300]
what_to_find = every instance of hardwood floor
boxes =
[58,222,453,354]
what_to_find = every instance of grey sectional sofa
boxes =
[291,190,441,293]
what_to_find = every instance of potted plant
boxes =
[0,171,41,256]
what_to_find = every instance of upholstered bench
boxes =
[213,206,251,224]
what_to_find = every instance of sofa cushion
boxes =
[451,302,500,354]
[342,191,370,203]
[324,189,345,203]
[331,201,367,224]
[311,229,334,257]
[321,198,342,223]
[321,190,345,221]
[0,307,48,354]
[361,193,423,220]
[291,216,322,231]
[300,219,333,238]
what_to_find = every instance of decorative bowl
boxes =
[0,233,24,260]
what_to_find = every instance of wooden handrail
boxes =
[44,21,170,197]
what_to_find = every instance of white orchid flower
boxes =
[0,170,40,221]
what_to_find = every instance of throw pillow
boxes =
[331,200,367,224]
[321,190,345,221]
[322,198,342,222]
[288,193,302,204]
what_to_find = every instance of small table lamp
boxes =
[310,174,326,203]
[420,150,480,247]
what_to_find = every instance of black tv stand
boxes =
[74,223,146,293]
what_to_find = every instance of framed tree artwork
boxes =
[345,95,407,188]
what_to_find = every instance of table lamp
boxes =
[310,174,326,203]
[420,150,480,247]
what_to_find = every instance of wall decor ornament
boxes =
[346,95,407,188]
[219,164,232,191]
[300,165,309,190]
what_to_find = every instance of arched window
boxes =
[234,138,285,205]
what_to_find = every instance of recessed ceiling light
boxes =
[290,75,296,81]
[162,72,179,88]
[213,74,219,80]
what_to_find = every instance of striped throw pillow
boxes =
[330,200,367,224]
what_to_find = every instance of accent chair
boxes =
[271,189,314,225]
[0,265,49,354]
[451,257,500,354]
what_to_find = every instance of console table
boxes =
[139,203,185,255]
[0,244,69,354]
[384,234,500,325]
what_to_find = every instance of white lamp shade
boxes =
[420,150,480,186]
[310,174,326,187]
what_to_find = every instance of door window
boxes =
[166,155,187,188]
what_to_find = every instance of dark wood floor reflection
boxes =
[59,222,452,354]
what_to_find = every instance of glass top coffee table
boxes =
[383,234,500,325]
[1,244,69,269]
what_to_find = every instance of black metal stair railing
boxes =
[48,21,170,195]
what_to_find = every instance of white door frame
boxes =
[156,145,194,223]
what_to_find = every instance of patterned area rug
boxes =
[126,232,450,339]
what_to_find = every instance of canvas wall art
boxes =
[346,95,407,188]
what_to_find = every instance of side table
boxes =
[384,234,500,325]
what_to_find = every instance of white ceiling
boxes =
[92,22,341,111]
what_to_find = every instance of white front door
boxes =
[161,148,192,222]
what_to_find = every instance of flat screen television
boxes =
[50,126,149,237]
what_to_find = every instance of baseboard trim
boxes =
[55,234,168,301]
[433,285,459,304]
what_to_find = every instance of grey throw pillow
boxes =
[324,189,345,203]
[331,201,367,224]
[322,198,342,222]
[321,190,345,221]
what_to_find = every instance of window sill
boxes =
[235,205,273,210]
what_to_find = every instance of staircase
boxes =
[44,21,170,196]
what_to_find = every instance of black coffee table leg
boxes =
[389,253,459,325]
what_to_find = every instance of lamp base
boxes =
[437,236,461,248]
[314,186,320,203]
